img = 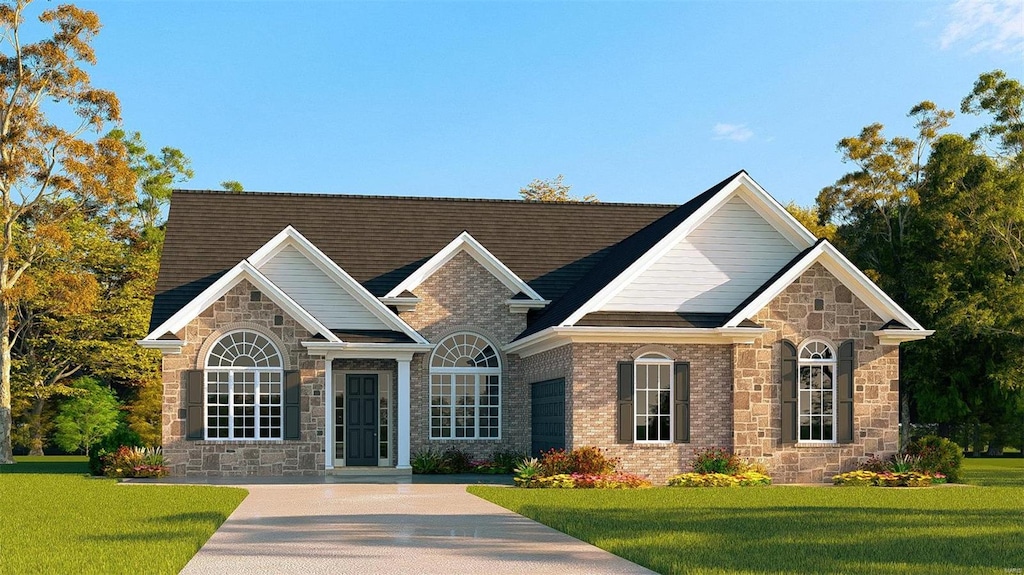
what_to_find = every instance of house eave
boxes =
[506,299,551,314]
[873,329,935,345]
[505,326,769,358]
[379,296,422,313]
[137,339,184,354]
[301,341,434,360]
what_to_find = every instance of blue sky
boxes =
[77,1,1022,206]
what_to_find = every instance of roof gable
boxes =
[532,171,817,334]
[384,231,546,302]
[142,261,339,342]
[724,240,927,332]
[247,226,428,344]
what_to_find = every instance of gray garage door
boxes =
[531,378,565,457]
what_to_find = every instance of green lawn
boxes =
[470,460,1024,575]
[963,456,1024,487]
[0,456,247,575]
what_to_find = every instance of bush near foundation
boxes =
[513,447,650,488]
[833,470,944,487]
[666,447,773,487]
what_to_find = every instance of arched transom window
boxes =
[798,340,836,442]
[205,330,284,440]
[429,333,500,439]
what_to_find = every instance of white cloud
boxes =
[712,123,754,142]
[941,0,1024,54]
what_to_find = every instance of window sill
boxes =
[192,439,287,445]
[630,442,680,448]
[793,442,841,448]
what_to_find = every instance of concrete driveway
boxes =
[179,482,655,575]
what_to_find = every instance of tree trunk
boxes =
[0,307,13,464]
[972,421,983,457]
[27,396,45,456]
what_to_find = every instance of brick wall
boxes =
[733,263,900,483]
[520,345,574,455]
[569,342,734,484]
[400,250,530,459]
[162,280,325,476]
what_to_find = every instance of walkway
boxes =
[179,481,655,574]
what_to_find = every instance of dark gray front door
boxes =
[346,374,378,466]
[531,378,565,457]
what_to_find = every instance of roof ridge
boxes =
[171,189,682,209]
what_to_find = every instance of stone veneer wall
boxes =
[733,263,900,483]
[162,280,325,476]
[330,359,399,466]
[400,250,530,459]
[569,342,734,484]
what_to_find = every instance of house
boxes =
[139,171,931,483]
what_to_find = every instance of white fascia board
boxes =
[142,260,339,342]
[248,226,429,345]
[506,299,551,314]
[137,339,184,354]
[384,231,545,301]
[559,173,817,328]
[504,326,768,358]
[874,329,935,345]
[301,341,433,360]
[724,241,927,332]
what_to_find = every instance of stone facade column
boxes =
[324,355,334,469]
[397,357,411,469]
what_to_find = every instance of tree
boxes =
[111,129,193,229]
[220,180,244,193]
[519,174,597,202]
[52,376,119,456]
[784,202,835,242]
[0,1,135,463]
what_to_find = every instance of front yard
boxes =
[0,457,246,575]
[469,458,1024,575]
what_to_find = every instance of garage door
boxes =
[531,378,565,457]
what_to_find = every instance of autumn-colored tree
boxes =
[784,202,835,242]
[519,174,597,202]
[0,1,134,463]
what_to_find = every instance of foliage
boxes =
[470,479,1024,575]
[514,447,647,489]
[489,449,526,473]
[87,422,142,475]
[513,457,542,481]
[410,449,443,474]
[785,202,836,241]
[691,446,741,475]
[440,447,473,473]
[220,180,244,193]
[858,455,889,473]
[538,446,619,476]
[832,470,937,487]
[1,456,246,574]
[519,174,597,203]
[667,471,772,487]
[100,445,168,478]
[0,0,140,463]
[904,435,965,483]
[569,472,652,489]
[52,377,120,456]
[888,452,920,473]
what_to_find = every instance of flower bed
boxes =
[666,447,773,487]
[100,446,170,478]
[512,447,652,489]
[833,470,946,487]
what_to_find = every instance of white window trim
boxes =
[204,330,285,442]
[429,333,502,441]
[633,354,674,444]
[797,339,837,444]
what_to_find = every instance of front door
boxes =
[346,374,378,466]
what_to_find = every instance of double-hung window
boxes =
[634,354,673,442]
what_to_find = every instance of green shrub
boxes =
[692,447,741,475]
[833,470,937,487]
[411,449,444,474]
[668,472,739,487]
[440,447,473,473]
[88,423,143,476]
[514,457,542,481]
[102,446,169,478]
[905,435,964,483]
[888,452,920,473]
[833,470,880,486]
[490,449,527,473]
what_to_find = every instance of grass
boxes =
[963,456,1024,487]
[0,456,247,575]
[470,460,1024,575]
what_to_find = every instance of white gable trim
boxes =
[384,231,546,302]
[248,226,428,345]
[142,260,340,343]
[724,240,928,332]
[561,172,818,327]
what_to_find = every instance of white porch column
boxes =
[397,357,412,469]
[324,355,334,469]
